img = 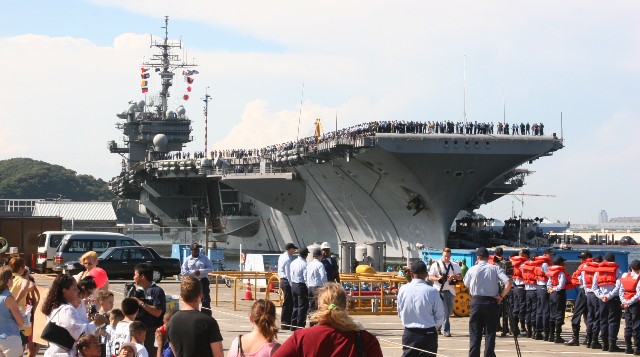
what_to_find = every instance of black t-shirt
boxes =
[167,310,223,357]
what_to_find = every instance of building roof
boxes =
[33,202,116,221]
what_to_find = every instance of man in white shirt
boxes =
[289,248,309,329]
[181,243,214,316]
[277,243,297,330]
[305,248,327,326]
[428,248,462,337]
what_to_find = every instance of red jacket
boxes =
[582,261,600,287]
[621,272,640,302]
[510,256,527,280]
[596,261,619,287]
[571,258,592,286]
[534,256,550,283]
[521,260,541,285]
[547,265,573,290]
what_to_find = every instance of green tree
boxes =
[0,158,115,201]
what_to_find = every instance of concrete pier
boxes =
[30,274,619,356]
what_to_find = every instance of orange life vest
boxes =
[510,256,527,280]
[489,255,504,265]
[521,260,540,285]
[583,261,600,287]
[621,272,640,302]
[534,256,551,282]
[547,265,573,290]
[596,261,619,287]
[571,258,592,286]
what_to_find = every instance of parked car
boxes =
[63,246,181,283]
[51,233,141,273]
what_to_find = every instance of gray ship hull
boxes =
[109,18,564,259]
[206,133,563,258]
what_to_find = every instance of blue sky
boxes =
[1,0,638,224]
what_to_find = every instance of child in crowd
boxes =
[109,298,139,357]
[154,310,175,357]
[104,309,125,356]
[97,290,115,313]
[118,343,137,357]
[129,321,149,357]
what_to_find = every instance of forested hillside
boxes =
[0,158,115,201]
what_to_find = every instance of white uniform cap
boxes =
[320,242,330,249]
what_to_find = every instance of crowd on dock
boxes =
[4,242,634,357]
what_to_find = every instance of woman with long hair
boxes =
[0,266,24,357]
[41,274,107,356]
[272,283,382,357]
[227,299,280,357]
[8,257,35,346]
[76,276,97,323]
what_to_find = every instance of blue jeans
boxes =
[440,291,454,333]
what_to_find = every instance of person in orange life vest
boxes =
[509,249,529,337]
[581,254,603,349]
[488,247,505,265]
[521,253,539,338]
[619,259,640,354]
[534,248,553,341]
[592,252,624,352]
[565,250,592,347]
[546,256,570,344]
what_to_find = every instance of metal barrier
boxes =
[208,271,279,311]
[340,273,408,315]
[207,271,408,314]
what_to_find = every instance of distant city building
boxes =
[599,210,609,225]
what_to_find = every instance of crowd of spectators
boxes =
[144,120,547,168]
[208,120,547,162]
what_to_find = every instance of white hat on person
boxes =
[320,242,330,249]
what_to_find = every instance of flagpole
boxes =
[295,83,304,148]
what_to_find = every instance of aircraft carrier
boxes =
[108,17,564,259]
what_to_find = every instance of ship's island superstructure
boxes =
[108,18,564,258]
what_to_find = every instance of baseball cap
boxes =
[119,342,138,355]
[553,256,566,265]
[285,243,298,250]
[542,248,554,255]
[410,260,427,274]
[476,247,489,257]
[320,242,331,249]
[312,248,323,257]
[190,243,201,250]
[577,251,592,259]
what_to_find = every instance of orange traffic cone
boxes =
[242,280,254,301]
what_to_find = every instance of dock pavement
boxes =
[29,274,620,356]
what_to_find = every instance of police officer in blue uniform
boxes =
[464,247,512,357]
[181,243,214,315]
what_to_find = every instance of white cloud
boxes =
[2,0,639,223]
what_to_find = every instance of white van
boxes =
[37,231,93,273]
[51,232,140,273]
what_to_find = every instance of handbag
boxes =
[236,334,246,357]
[41,306,76,350]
